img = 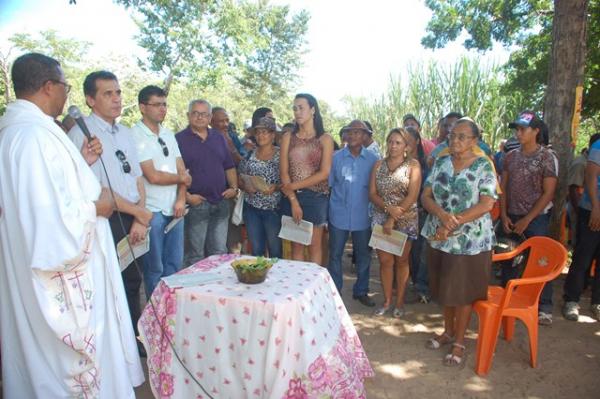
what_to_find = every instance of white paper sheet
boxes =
[278,215,313,245]
[116,231,150,271]
[162,272,223,288]
[368,224,408,256]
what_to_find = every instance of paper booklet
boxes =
[368,224,408,256]
[240,173,271,192]
[116,230,151,271]
[278,215,313,246]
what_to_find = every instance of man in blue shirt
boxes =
[328,120,379,307]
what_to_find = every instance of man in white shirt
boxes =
[131,85,191,297]
[69,70,151,354]
[0,53,143,398]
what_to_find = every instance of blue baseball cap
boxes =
[508,111,540,129]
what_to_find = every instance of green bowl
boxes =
[231,258,274,284]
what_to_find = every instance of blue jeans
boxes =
[327,223,371,297]
[502,213,553,314]
[143,212,184,298]
[184,200,230,266]
[243,203,282,258]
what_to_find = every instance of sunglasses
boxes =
[115,150,131,174]
[158,137,169,157]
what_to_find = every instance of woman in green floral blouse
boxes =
[421,118,497,367]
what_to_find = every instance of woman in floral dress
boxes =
[421,117,497,367]
[369,128,422,318]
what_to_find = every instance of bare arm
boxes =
[139,159,186,186]
[173,158,189,218]
[221,167,239,199]
[456,195,495,224]
[499,169,511,232]
[280,132,293,196]
[512,176,557,235]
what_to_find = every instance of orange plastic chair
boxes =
[473,236,568,376]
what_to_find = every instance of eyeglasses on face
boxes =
[158,137,169,157]
[448,133,476,142]
[49,79,72,94]
[190,111,211,119]
[115,150,131,174]
[143,102,167,108]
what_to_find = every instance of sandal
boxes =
[425,332,454,349]
[443,343,467,369]
[373,305,391,317]
[392,307,405,318]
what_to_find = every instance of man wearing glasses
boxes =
[130,85,191,297]
[0,53,143,398]
[176,99,239,266]
[68,70,151,356]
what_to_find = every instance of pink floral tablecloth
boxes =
[139,254,374,398]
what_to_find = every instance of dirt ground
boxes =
[135,250,600,399]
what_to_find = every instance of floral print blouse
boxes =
[238,148,281,210]
[421,155,498,255]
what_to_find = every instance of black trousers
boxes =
[563,208,600,304]
[109,212,143,335]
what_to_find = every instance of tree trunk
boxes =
[545,0,588,239]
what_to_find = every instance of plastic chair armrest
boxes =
[492,245,528,262]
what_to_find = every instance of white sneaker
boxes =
[562,301,580,321]
[538,312,553,326]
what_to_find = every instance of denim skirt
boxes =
[281,189,329,226]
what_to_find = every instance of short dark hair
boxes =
[363,120,374,136]
[138,85,166,104]
[444,111,463,120]
[11,53,61,97]
[252,107,273,127]
[83,70,118,98]
[212,106,227,115]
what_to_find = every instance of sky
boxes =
[0,0,510,113]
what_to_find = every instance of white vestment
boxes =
[0,100,144,398]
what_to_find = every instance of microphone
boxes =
[67,105,92,140]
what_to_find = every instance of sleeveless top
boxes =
[288,133,329,194]
[372,158,419,239]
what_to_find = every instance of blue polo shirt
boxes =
[328,146,378,231]
[580,139,600,211]
[176,127,235,204]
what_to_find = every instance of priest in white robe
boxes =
[0,53,144,398]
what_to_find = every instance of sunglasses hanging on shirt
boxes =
[115,150,131,174]
[158,137,169,157]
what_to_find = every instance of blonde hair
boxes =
[385,127,412,160]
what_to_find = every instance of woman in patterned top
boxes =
[238,117,282,258]
[421,118,497,367]
[280,93,334,265]
[369,128,422,318]
[500,111,557,325]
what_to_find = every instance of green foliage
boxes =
[502,0,600,117]
[422,0,552,50]
[344,57,519,151]
[422,0,600,116]
[114,0,309,107]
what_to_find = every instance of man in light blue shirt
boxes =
[328,120,378,307]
